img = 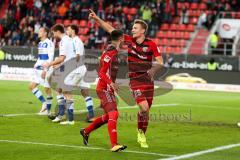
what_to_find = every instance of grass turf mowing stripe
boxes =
[158,143,240,160]
[0,140,176,157]
[0,103,179,117]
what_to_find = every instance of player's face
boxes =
[52,31,60,40]
[38,28,46,39]
[66,26,72,37]
[132,23,145,38]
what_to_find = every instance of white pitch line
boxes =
[158,143,240,160]
[180,103,240,111]
[0,140,176,157]
[0,103,179,117]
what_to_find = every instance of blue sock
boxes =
[85,96,94,118]
[46,96,53,111]
[57,95,65,117]
[66,100,74,121]
[32,88,45,103]
[67,109,74,121]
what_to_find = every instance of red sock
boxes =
[108,111,119,147]
[138,112,149,133]
[142,113,149,133]
[85,114,109,134]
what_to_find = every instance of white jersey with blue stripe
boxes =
[72,36,86,73]
[59,35,76,62]
[34,38,54,70]
[73,36,85,56]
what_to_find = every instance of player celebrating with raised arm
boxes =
[80,30,127,152]
[66,25,95,122]
[89,9,164,148]
[29,27,54,115]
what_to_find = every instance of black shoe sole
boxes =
[113,145,127,152]
[80,129,88,146]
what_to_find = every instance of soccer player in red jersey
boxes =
[80,30,127,152]
[89,9,164,148]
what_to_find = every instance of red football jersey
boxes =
[124,34,161,78]
[96,44,119,92]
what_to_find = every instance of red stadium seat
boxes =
[63,19,71,26]
[170,24,177,31]
[169,39,178,46]
[189,10,194,17]
[199,3,207,10]
[72,20,79,26]
[174,47,182,54]
[160,23,169,31]
[175,31,182,39]
[236,12,240,19]
[129,8,137,15]
[78,28,89,35]
[166,47,172,54]
[179,40,186,47]
[157,31,164,38]
[183,32,190,39]
[123,7,129,14]
[190,3,198,10]
[189,17,198,24]
[178,24,186,31]
[186,24,195,32]
[177,2,183,9]
[166,31,174,39]
[56,19,63,24]
[162,39,168,45]
[79,20,88,27]
[79,35,88,42]
[184,2,190,8]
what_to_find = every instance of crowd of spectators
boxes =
[0,0,239,48]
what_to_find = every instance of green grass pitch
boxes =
[0,80,240,160]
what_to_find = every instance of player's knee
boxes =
[108,110,119,120]
[29,83,36,90]
[81,89,89,97]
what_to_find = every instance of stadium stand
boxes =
[0,0,240,54]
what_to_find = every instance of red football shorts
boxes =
[96,90,117,113]
[130,76,154,107]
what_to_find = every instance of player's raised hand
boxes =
[89,9,98,20]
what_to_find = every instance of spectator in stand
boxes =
[180,5,189,24]
[140,5,152,24]
[210,32,219,54]
[197,11,207,29]
[58,3,68,19]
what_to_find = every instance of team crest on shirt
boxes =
[143,47,148,52]
[104,55,111,63]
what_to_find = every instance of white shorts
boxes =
[64,65,90,89]
[31,69,50,88]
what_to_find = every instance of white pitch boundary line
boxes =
[158,143,240,160]
[0,140,176,157]
[0,103,179,117]
[180,103,240,111]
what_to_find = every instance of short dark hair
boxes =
[110,29,123,41]
[42,26,49,35]
[52,24,65,33]
[69,24,79,34]
[134,19,148,33]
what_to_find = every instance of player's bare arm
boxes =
[47,55,65,68]
[147,56,164,81]
[89,9,115,34]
